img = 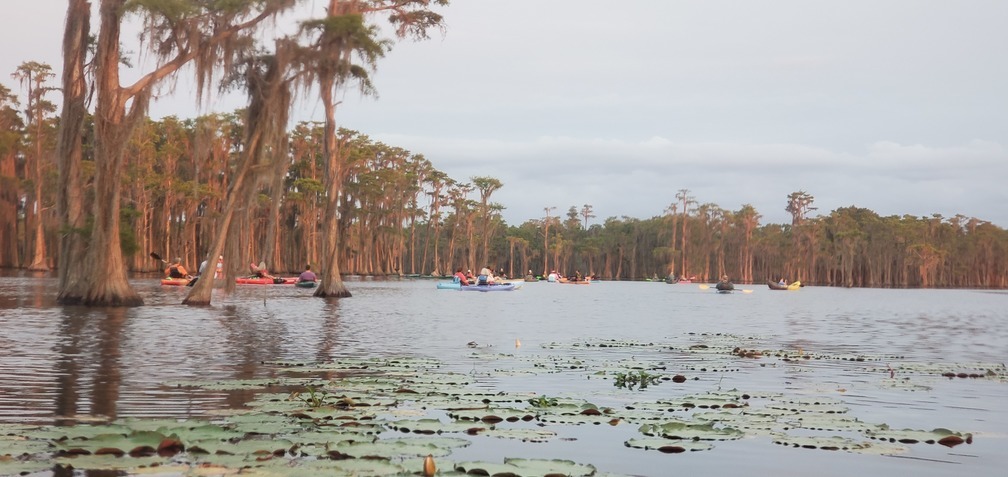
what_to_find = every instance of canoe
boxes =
[767,280,801,291]
[460,284,517,292]
[295,281,317,289]
[160,277,190,286]
[236,277,297,285]
[559,279,591,285]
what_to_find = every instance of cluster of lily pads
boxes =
[0,332,999,476]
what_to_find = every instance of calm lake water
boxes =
[0,274,1005,476]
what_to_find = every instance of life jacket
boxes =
[168,266,184,278]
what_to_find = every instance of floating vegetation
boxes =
[625,437,715,453]
[867,362,1008,381]
[864,427,974,447]
[526,395,560,407]
[453,457,597,476]
[613,369,663,390]
[0,336,990,475]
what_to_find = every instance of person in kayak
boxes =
[453,267,471,285]
[165,258,189,279]
[297,265,317,283]
[250,261,275,280]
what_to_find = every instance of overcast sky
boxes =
[3,1,1006,227]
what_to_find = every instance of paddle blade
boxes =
[698,284,710,290]
[150,252,164,262]
[742,289,754,294]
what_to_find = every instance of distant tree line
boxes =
[1,103,1006,289]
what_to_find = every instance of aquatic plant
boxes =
[527,395,560,407]
[0,334,993,476]
[293,385,331,408]
[613,369,663,390]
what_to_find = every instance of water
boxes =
[0,274,1005,476]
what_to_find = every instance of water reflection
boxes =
[0,276,1005,476]
[53,307,126,424]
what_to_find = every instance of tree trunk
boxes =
[55,0,91,300]
[314,79,350,298]
[26,147,48,271]
[0,149,18,268]
[184,157,258,305]
[60,0,143,306]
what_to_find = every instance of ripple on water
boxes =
[0,277,1005,476]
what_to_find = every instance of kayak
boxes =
[460,284,517,292]
[716,282,734,292]
[236,277,297,285]
[295,281,317,289]
[767,280,802,291]
[160,277,190,286]
[440,281,521,290]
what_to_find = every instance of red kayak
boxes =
[235,277,297,285]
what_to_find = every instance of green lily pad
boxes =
[482,427,559,442]
[625,437,715,453]
[771,433,907,454]
[786,414,886,433]
[863,427,973,446]
[692,410,786,434]
[388,418,483,435]
[767,397,849,414]
[448,407,536,423]
[188,435,294,457]
[638,420,744,441]
[329,436,469,459]
[454,457,596,476]
[51,455,170,472]
[0,454,52,476]
[166,377,318,390]
[0,432,51,456]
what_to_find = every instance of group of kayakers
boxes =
[249,261,318,285]
[164,255,223,281]
[545,270,591,283]
[164,256,317,285]
[453,266,502,286]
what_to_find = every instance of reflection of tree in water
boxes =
[315,299,343,364]
[45,296,351,422]
[53,307,126,425]
[53,309,87,426]
[93,308,126,419]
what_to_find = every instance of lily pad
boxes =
[454,457,596,477]
[624,437,715,453]
[638,420,744,441]
[863,427,973,446]
[0,454,52,476]
[771,433,907,454]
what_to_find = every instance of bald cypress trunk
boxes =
[185,51,291,305]
[55,0,91,299]
[60,0,143,306]
[314,77,351,298]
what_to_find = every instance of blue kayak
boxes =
[460,283,517,292]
